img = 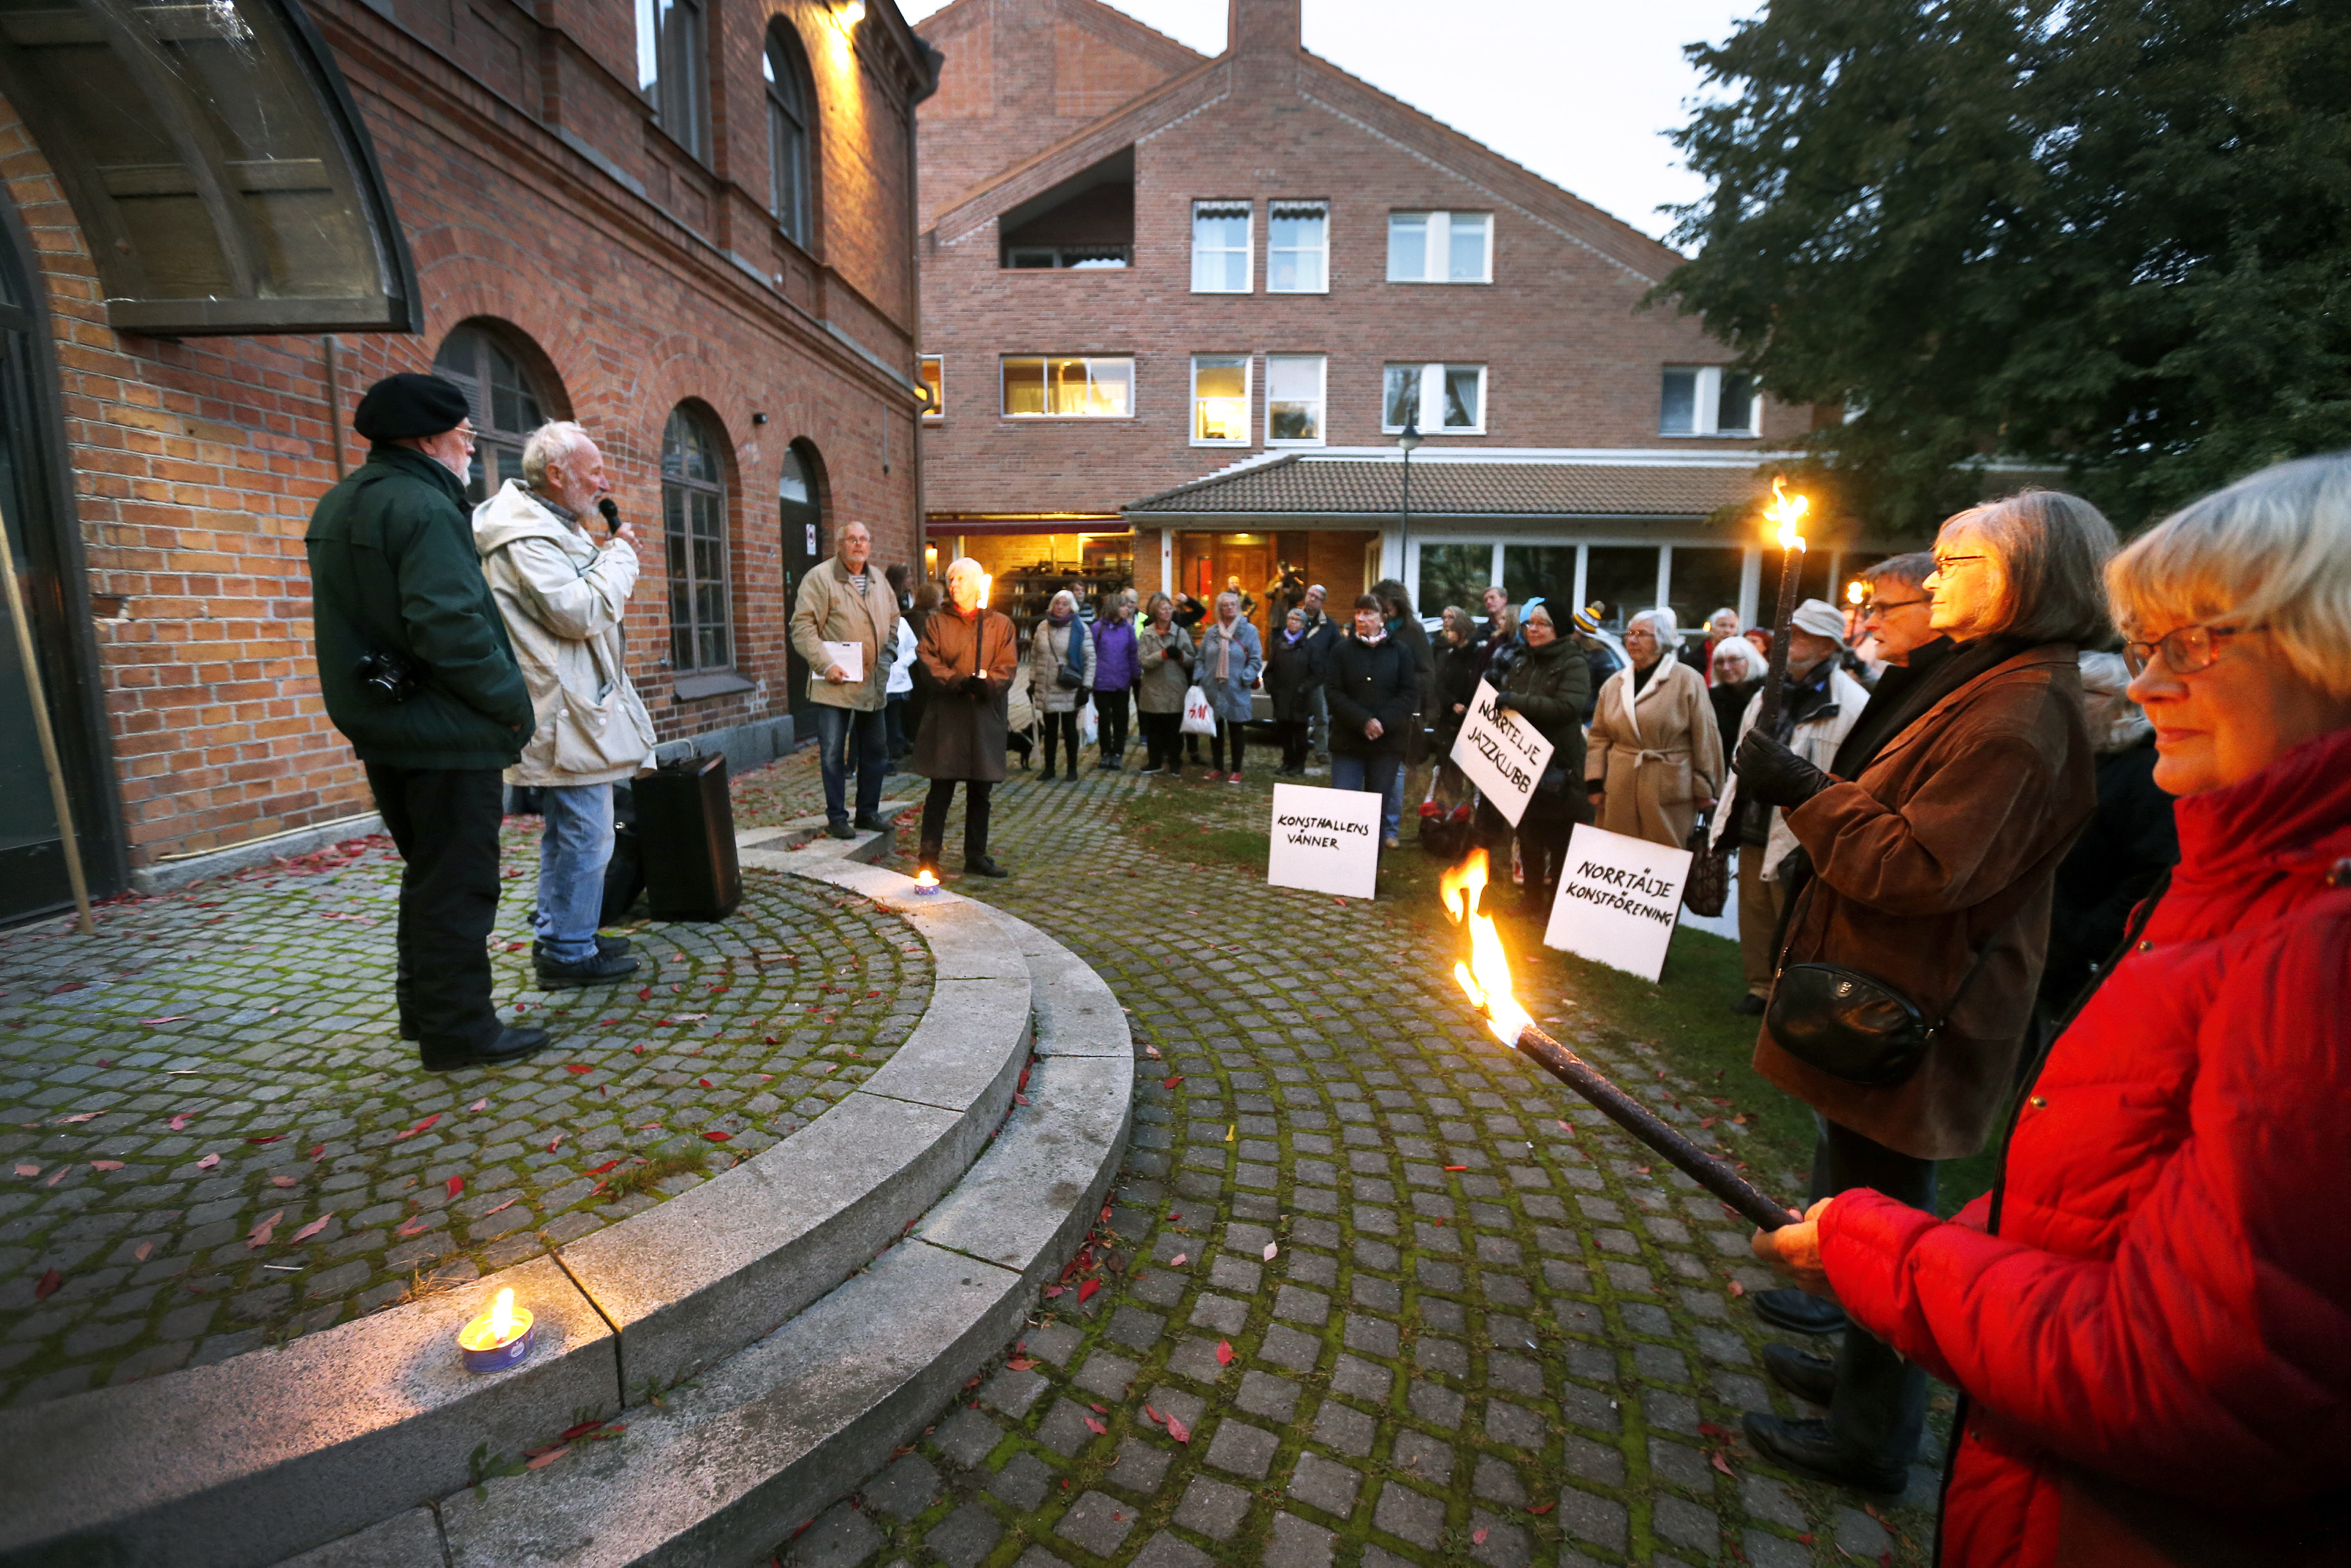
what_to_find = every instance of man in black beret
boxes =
[306,372,547,1070]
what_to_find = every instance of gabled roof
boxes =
[1124,452,1771,518]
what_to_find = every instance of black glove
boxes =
[1489,691,1517,712]
[1161,646,1179,660]
[958,674,989,698]
[1735,728,1831,810]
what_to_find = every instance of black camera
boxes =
[355,650,423,703]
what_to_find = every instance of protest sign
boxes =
[1449,678,1555,827]
[1543,823,1693,982]
[1266,783,1382,899]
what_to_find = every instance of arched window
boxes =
[433,324,555,504]
[764,25,812,245]
[662,408,730,672]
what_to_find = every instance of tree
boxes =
[1661,0,2351,534]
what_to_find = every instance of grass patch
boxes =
[1113,762,1996,1217]
[604,1147,711,1201]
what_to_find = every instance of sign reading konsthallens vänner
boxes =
[1266,782,1382,900]
[1449,678,1555,828]
[1543,823,1693,982]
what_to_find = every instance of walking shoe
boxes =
[1733,993,1767,1016]
[1224,772,1243,783]
[534,948,641,987]
[1740,1412,1908,1495]
[964,855,1010,878]
[825,819,857,841]
[1762,1342,1839,1405]
[1753,1286,1849,1335]
[1139,765,1165,776]
[1383,835,1402,849]
[421,1025,549,1072]
[1095,757,1118,769]
[531,935,633,968]
[853,814,891,832]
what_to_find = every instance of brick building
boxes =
[0,0,938,925]
[910,0,1883,640]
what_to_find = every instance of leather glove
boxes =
[1490,691,1517,712]
[1735,728,1831,810]
[958,674,989,698]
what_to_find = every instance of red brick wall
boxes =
[0,0,928,868]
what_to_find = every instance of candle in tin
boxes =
[458,1287,534,1372]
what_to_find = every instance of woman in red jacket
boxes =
[1755,451,2351,1565]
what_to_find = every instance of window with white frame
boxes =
[1383,362,1486,433]
[1659,366,1758,436]
[1001,356,1134,417]
[1191,355,1250,445]
[919,355,942,421]
[636,0,708,161]
[1265,354,1325,445]
[1191,201,1251,292]
[1266,201,1327,293]
[1386,211,1491,283]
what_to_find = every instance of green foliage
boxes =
[1661,0,2351,532]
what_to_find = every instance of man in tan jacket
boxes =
[789,521,898,838]
[474,421,656,987]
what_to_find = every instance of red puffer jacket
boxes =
[1818,723,2351,1567]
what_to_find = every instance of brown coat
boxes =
[1586,657,1724,848]
[1757,643,2095,1159]
[911,605,1020,782]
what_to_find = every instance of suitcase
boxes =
[633,754,742,921]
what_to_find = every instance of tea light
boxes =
[458,1287,534,1372]
[912,868,940,895]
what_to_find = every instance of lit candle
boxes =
[1754,476,1811,736]
[912,868,940,895]
[458,1287,534,1373]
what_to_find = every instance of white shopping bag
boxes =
[1078,698,1099,746]
[1181,686,1217,737]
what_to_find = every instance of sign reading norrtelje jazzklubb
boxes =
[1543,823,1693,982]
[1266,782,1383,900]
[1449,678,1555,828]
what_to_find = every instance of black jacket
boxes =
[304,446,532,769]
[1326,635,1416,759]
[1493,635,1592,823]
[1435,637,1484,741]
[2037,736,2178,1012]
[1264,632,1319,723]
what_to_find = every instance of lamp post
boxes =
[1396,418,1422,590]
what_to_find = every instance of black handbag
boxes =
[1765,943,1991,1088]
[1682,813,1730,918]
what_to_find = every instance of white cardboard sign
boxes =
[1543,823,1693,982]
[1449,678,1556,828]
[820,640,865,683]
[1266,783,1383,900]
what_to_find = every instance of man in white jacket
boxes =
[475,421,656,987]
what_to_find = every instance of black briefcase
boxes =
[633,754,742,921]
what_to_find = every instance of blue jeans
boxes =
[534,783,614,963]
[1330,753,1400,813]
[1382,763,1406,841]
[811,703,888,825]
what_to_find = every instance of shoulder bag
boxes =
[1765,942,1992,1089]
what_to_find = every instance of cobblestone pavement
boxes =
[734,749,1941,1568]
[0,825,930,1408]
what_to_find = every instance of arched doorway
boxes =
[0,191,123,925]
[777,440,826,734]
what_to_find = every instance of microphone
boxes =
[597,497,621,536]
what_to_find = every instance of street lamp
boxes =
[1397,418,1423,593]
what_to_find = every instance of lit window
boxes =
[1383,362,1486,434]
[1266,355,1324,445]
[1001,356,1134,417]
[1267,201,1327,294]
[1192,355,1250,445]
[1659,366,1757,436]
[919,355,943,421]
[636,0,708,161]
[1191,201,1251,293]
[1386,211,1492,283]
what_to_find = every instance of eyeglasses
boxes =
[1861,597,1927,616]
[2122,621,2261,677]
[1928,555,1986,574]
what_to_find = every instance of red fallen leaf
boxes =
[90,1160,124,1172]
[1090,1403,1109,1414]
[697,1079,714,1089]
[1712,1450,1736,1477]
[170,1114,191,1131]
[1078,1278,1101,1303]
[1215,1340,1233,1366]
[564,1064,592,1074]
[1007,1356,1034,1372]
[1083,1416,1106,1435]
[1169,1213,1182,1222]
[525,1446,569,1470]
[1525,1502,1555,1516]
[1169,1253,1188,1267]
[137,1015,188,1025]
[558,1419,609,1441]
[51,981,85,994]
[1797,1534,1815,1546]
[55,1112,99,1125]
[467,1098,488,1112]
[290,1214,332,1243]
[248,1135,283,1146]
[1162,1076,1182,1089]
[1043,1285,1064,1298]
[246,1210,284,1248]
[195,1153,220,1170]
[547,1135,565,1153]
[11,1163,37,1178]
[1443,1165,1468,1172]
[1144,1045,1162,1059]
[702,1131,732,1142]
[1557,1119,1572,1131]
[1727,1279,1747,1297]
[1013,1093,1029,1106]
[1698,1421,1734,1441]
[632,1044,646,1055]
[397,1216,429,1237]
[133,1241,154,1261]
[1432,1217,1444,1226]
[583,1159,623,1177]
[394,1114,440,1140]
[1163,1411,1190,1443]
[308,1144,325,1160]
[34,1268,62,1301]
[270,1175,297,1188]
[636,988,652,1001]
[1473,1527,1489,1545]
[446,1175,464,1198]
[1699,1118,1717,1130]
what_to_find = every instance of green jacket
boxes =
[305,446,532,769]
[1496,635,1592,823]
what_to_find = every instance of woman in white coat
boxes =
[1586,607,1724,848]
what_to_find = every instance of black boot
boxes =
[1740,1412,1908,1494]
[1762,1342,1838,1405]
[534,947,641,988]
[420,1025,550,1072]
[1752,1286,1848,1335]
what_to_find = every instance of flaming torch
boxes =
[1439,851,1792,1231]
[1753,476,1811,737]
[977,572,993,610]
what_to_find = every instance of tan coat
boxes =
[1758,643,2095,1159]
[1586,657,1723,848]
[788,555,897,712]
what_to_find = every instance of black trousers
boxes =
[367,763,506,1053]
[1277,719,1308,769]
[1210,718,1247,774]
[919,777,994,863]
[1810,1118,1937,1466]
[1139,710,1182,771]
[1041,709,1081,774]
[1096,689,1131,759]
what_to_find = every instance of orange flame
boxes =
[913,868,939,891]
[487,1287,514,1339]
[1846,578,1866,606]
[1439,849,1532,1047]
[977,573,993,609]
[1765,475,1810,554]
[459,1285,528,1350]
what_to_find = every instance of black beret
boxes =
[354,373,471,442]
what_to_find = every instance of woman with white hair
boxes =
[1585,607,1724,848]
[1752,455,2351,1565]
[910,557,1020,878]
[1193,590,1263,783]
[1026,588,1097,781]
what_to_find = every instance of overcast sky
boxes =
[893,0,1763,246]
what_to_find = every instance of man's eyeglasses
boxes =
[1928,555,1986,574]
[2123,621,2260,677]
[1861,597,1927,617]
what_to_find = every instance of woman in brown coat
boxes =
[1726,490,2114,1496]
[1586,608,1723,847]
[911,557,1020,879]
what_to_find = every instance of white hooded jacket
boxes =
[472,479,656,788]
